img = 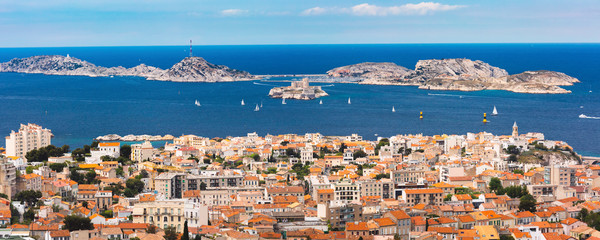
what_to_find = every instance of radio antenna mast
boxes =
[189,40,193,57]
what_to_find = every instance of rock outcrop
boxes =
[148,57,253,82]
[268,78,328,100]
[327,58,579,94]
[327,62,413,84]
[0,55,254,82]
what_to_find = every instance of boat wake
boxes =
[580,114,600,119]
[253,82,279,87]
[428,93,464,98]
[321,84,335,87]
[579,114,600,119]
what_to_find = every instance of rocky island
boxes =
[268,78,328,100]
[0,55,255,82]
[327,58,579,94]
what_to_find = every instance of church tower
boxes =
[512,122,519,138]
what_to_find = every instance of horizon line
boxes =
[1,42,600,49]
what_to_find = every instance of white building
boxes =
[5,123,53,158]
[87,142,120,163]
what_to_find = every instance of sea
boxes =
[0,44,599,156]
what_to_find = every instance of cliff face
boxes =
[327,58,579,94]
[0,55,253,82]
[148,57,253,82]
[327,62,413,84]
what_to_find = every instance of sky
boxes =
[0,0,599,47]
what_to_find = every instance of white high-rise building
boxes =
[5,123,53,158]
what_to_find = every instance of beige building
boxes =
[5,123,53,158]
[131,141,154,162]
[401,188,444,206]
[360,179,394,199]
[133,200,185,231]
[0,158,17,198]
[17,173,42,192]
[155,173,187,199]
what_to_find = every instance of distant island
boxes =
[0,55,579,94]
[0,55,255,82]
[268,78,328,100]
[327,58,579,94]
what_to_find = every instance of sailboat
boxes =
[319,99,323,105]
[348,97,351,104]
[282,98,286,105]
[254,104,260,112]
[392,106,396,112]
[492,106,498,115]
[260,101,263,108]
[194,100,201,107]
[241,99,245,106]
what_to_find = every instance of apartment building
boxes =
[0,158,17,198]
[401,188,444,206]
[5,123,53,158]
[155,173,187,199]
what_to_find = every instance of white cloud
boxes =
[301,7,328,16]
[302,2,465,16]
[221,9,248,16]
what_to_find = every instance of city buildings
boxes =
[5,123,53,158]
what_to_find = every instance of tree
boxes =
[194,235,201,240]
[181,221,190,240]
[519,194,537,212]
[444,194,453,202]
[338,143,347,153]
[124,188,137,198]
[146,225,157,234]
[23,208,35,222]
[250,153,260,162]
[506,145,520,155]
[26,166,34,174]
[126,178,145,193]
[353,150,367,160]
[82,201,88,208]
[200,182,207,190]
[120,145,131,159]
[500,236,516,240]
[85,170,97,184]
[374,173,390,180]
[101,210,113,218]
[14,190,42,207]
[163,226,178,240]
[579,208,589,220]
[10,204,20,223]
[63,215,94,231]
[488,177,503,193]
[49,163,67,172]
[52,204,61,212]
[503,185,529,198]
[394,234,401,240]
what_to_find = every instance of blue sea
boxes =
[0,44,599,156]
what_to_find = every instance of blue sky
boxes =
[0,0,599,47]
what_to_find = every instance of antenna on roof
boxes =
[189,40,193,58]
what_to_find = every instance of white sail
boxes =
[241,99,245,106]
[319,100,323,105]
[195,100,201,106]
[282,98,286,105]
[392,106,395,112]
[260,102,263,108]
[492,106,498,115]
[348,97,351,104]
[254,104,260,112]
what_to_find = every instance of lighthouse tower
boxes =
[512,122,519,138]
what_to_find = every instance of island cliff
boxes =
[327,58,579,94]
[0,55,254,82]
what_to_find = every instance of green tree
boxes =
[14,190,42,207]
[26,166,34,174]
[63,215,94,231]
[101,210,113,218]
[374,173,390,180]
[394,234,401,240]
[23,208,35,222]
[181,221,190,240]
[146,225,157,234]
[52,204,61,212]
[444,194,453,201]
[49,163,67,172]
[126,178,145,193]
[519,194,537,212]
[124,188,137,197]
[163,226,178,240]
[488,177,503,193]
[194,235,201,240]
[353,150,367,159]
[579,208,589,220]
[506,145,520,155]
[500,235,516,240]
[120,145,131,159]
[503,185,529,198]
[85,170,97,184]
[338,143,347,153]
[250,153,260,162]
[10,204,20,223]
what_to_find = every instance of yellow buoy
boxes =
[483,113,487,123]
[420,111,423,119]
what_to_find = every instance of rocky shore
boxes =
[95,134,175,142]
[0,55,254,82]
[327,58,579,94]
